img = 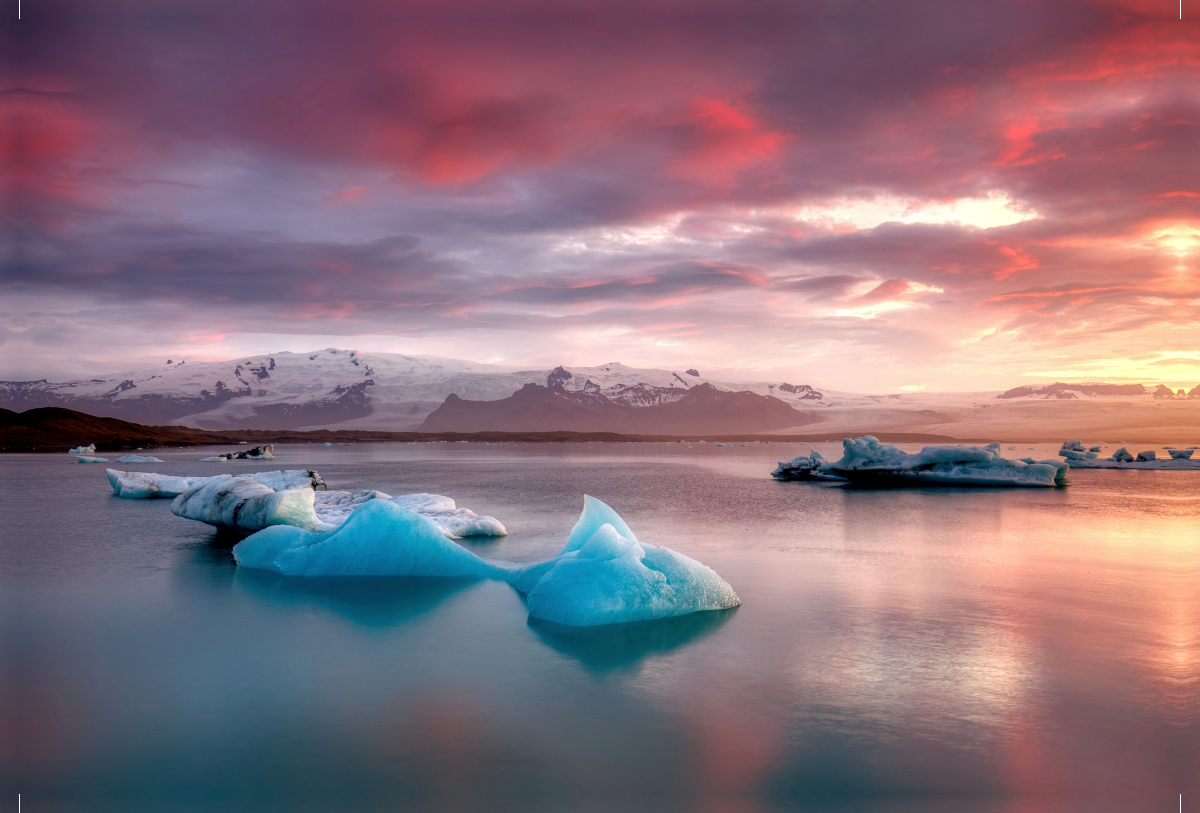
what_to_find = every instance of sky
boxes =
[3,0,1198,391]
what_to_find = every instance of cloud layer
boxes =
[3,0,1198,388]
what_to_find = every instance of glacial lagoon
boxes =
[3,441,1198,812]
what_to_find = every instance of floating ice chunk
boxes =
[77,455,109,463]
[1060,449,1086,461]
[506,496,740,627]
[1136,450,1157,462]
[200,444,275,461]
[1169,449,1195,459]
[172,476,326,532]
[310,490,506,538]
[825,436,1068,487]
[233,500,502,578]
[157,471,506,539]
[1089,446,1102,453]
[69,444,97,455]
[107,469,325,499]
[1060,440,1084,453]
[771,448,836,480]
[1110,447,1135,462]
[113,454,164,463]
[320,442,333,447]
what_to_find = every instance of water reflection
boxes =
[529,608,737,671]
[233,569,482,628]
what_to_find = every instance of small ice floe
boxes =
[69,444,97,455]
[77,455,109,463]
[320,442,333,447]
[504,496,741,627]
[199,444,275,462]
[113,454,164,464]
[1058,441,1088,461]
[771,449,837,480]
[821,436,1068,487]
[1063,443,1200,469]
[107,469,325,499]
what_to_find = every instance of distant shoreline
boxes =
[6,406,1198,452]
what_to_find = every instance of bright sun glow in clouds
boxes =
[796,192,1039,231]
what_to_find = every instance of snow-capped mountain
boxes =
[0,349,827,431]
[998,382,1200,400]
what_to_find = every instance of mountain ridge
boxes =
[420,382,818,434]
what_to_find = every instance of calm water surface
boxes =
[3,441,1198,812]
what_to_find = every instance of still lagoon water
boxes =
[3,441,1198,812]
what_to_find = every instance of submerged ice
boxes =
[824,436,1069,487]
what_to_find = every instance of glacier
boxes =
[824,436,1069,487]
[504,496,741,627]
[233,500,503,577]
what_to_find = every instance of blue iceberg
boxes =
[506,496,741,627]
[232,494,741,628]
[233,500,503,578]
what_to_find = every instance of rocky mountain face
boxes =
[419,381,816,434]
[0,350,828,431]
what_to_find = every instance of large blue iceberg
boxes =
[232,494,741,627]
[233,500,502,578]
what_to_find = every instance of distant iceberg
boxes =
[823,436,1068,487]
[199,444,275,461]
[69,444,97,455]
[113,454,164,464]
[77,455,109,463]
[771,448,836,480]
[1062,443,1200,469]
[505,496,741,626]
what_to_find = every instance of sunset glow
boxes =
[2,0,1198,391]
